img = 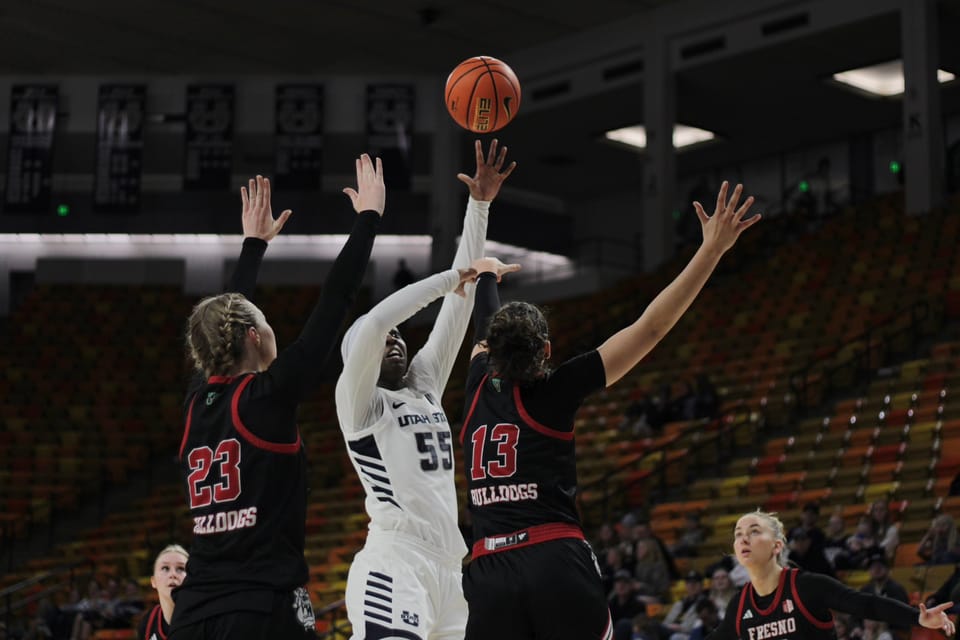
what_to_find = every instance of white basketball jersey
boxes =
[342,384,466,560]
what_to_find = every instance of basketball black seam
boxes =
[445,62,486,102]
[479,57,499,131]
[446,60,488,106]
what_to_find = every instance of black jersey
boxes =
[709,568,920,640]
[460,351,605,547]
[171,211,379,628]
[733,569,834,640]
[138,604,169,640]
[177,373,308,605]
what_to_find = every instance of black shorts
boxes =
[168,588,316,640]
[463,538,612,640]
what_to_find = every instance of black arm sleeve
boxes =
[255,210,380,400]
[473,272,500,342]
[227,237,268,299]
[185,237,269,402]
[799,572,919,628]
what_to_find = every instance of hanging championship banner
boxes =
[93,84,146,213]
[366,84,414,190]
[4,85,58,213]
[275,84,324,190]
[185,84,234,189]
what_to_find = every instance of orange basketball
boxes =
[445,56,521,133]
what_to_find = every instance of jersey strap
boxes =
[178,396,198,460]
[471,522,584,559]
[146,604,165,640]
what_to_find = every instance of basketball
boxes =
[445,56,521,133]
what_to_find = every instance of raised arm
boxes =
[597,181,760,387]
[261,155,384,399]
[336,268,476,430]
[409,140,516,389]
[227,175,293,297]
[187,175,292,398]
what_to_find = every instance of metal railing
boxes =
[0,560,92,633]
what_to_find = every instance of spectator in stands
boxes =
[661,571,707,640]
[671,513,707,558]
[789,502,827,552]
[633,539,671,603]
[834,613,859,640]
[788,529,835,577]
[868,500,900,561]
[824,511,851,569]
[918,514,960,565]
[630,521,679,582]
[618,387,657,437]
[860,551,911,636]
[597,522,621,555]
[139,545,189,640]
[103,579,144,630]
[609,570,648,631]
[631,613,660,640]
[391,258,416,290]
[846,515,883,570]
[602,547,633,596]
[708,568,737,617]
[862,619,895,640]
[69,579,109,640]
[688,597,722,640]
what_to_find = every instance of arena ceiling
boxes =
[2,0,960,205]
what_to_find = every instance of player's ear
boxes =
[150,575,157,590]
[247,326,261,348]
[544,340,552,360]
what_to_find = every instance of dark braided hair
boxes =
[485,301,550,384]
[186,293,261,378]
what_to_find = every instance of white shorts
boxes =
[345,532,467,640]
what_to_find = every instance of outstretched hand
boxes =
[470,257,522,282]
[343,154,386,216]
[457,139,517,202]
[919,603,956,635]
[693,181,761,255]
[453,268,479,298]
[241,175,292,241]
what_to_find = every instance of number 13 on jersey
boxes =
[470,423,519,480]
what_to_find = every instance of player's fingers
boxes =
[715,181,728,214]
[275,210,293,231]
[734,196,755,221]
[255,175,264,207]
[725,183,743,214]
[456,173,474,186]
[374,157,383,179]
[738,213,762,233]
[342,188,359,207]
[474,139,484,166]
[486,139,498,165]
[240,186,249,209]
[500,161,517,180]
[495,145,508,170]
[693,202,709,225]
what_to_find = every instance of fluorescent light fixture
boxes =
[831,59,955,97]
[604,124,716,150]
